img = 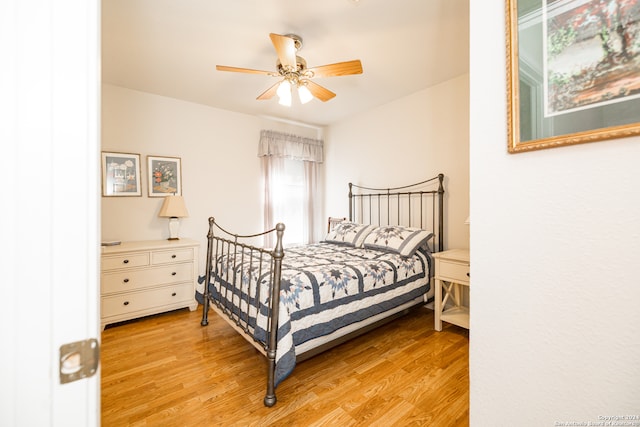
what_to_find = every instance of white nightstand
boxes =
[433,248,470,331]
[101,239,199,330]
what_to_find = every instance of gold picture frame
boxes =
[507,0,640,153]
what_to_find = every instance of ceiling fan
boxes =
[216,33,363,105]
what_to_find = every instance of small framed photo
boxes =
[147,155,182,197]
[101,152,142,197]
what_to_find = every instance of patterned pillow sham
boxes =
[324,222,375,248]
[363,225,434,257]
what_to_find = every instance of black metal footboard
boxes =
[200,217,285,407]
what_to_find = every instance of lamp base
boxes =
[168,217,180,240]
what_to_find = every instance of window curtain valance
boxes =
[258,130,324,163]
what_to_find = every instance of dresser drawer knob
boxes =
[123,259,129,264]
[123,301,129,306]
[171,272,177,276]
[171,254,177,259]
[467,272,470,277]
[123,278,129,283]
[172,292,177,297]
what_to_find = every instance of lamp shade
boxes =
[277,80,292,106]
[158,195,189,218]
[298,84,313,104]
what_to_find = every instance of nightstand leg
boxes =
[435,278,443,331]
[453,283,460,309]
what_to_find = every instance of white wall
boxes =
[469,2,640,425]
[101,84,320,252]
[102,79,469,253]
[324,74,470,250]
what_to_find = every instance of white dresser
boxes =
[101,239,199,330]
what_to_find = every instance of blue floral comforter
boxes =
[196,242,431,387]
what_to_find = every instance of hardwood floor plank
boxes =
[307,407,357,427]
[101,305,468,426]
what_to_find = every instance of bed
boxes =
[197,174,445,406]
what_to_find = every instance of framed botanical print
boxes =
[507,0,640,153]
[147,155,182,197]
[101,152,142,197]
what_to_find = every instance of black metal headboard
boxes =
[348,174,445,252]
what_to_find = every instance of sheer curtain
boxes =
[258,130,323,247]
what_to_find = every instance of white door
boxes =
[1,0,100,426]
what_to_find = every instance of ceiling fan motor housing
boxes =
[284,34,303,51]
[277,55,307,73]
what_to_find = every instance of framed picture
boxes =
[101,152,142,197]
[147,155,182,197]
[507,0,640,153]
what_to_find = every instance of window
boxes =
[271,158,304,246]
[258,130,323,247]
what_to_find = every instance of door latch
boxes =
[59,338,100,384]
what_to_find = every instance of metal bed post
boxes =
[348,183,353,221]
[264,222,285,407]
[200,217,216,327]
[437,173,444,252]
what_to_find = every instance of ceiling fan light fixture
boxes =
[277,80,292,106]
[298,84,313,104]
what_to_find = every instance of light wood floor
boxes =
[101,305,469,426]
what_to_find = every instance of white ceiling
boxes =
[102,0,469,127]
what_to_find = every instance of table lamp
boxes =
[158,195,189,240]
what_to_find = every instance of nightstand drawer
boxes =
[101,282,194,318]
[151,248,194,265]
[101,262,194,293]
[102,253,150,271]
[437,260,470,283]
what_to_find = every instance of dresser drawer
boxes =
[101,282,194,318]
[151,247,194,265]
[102,252,150,271]
[101,262,194,293]
[437,260,470,283]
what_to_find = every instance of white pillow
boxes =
[363,225,433,257]
[324,222,375,248]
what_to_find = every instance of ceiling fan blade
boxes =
[305,80,336,102]
[257,82,280,100]
[307,60,363,78]
[216,65,274,76]
[269,33,297,69]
